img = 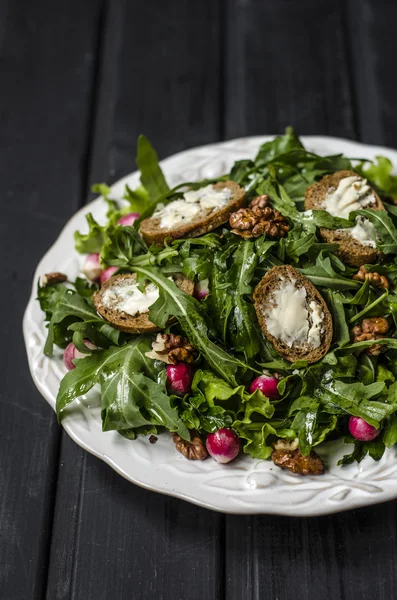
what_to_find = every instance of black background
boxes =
[2,1,397,599]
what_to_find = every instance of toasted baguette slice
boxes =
[304,170,384,267]
[253,265,333,364]
[93,273,194,334]
[140,181,246,246]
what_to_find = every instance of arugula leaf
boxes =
[100,225,148,266]
[319,380,397,427]
[136,135,170,202]
[322,291,350,346]
[300,252,361,290]
[132,265,247,385]
[37,281,69,320]
[383,413,397,448]
[229,159,255,185]
[123,184,150,213]
[339,437,385,465]
[226,242,261,359]
[74,213,109,254]
[57,337,189,439]
[255,127,304,166]
[44,289,121,356]
[291,403,319,456]
[353,209,397,254]
[284,227,316,262]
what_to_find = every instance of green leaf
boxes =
[383,413,397,448]
[302,209,353,230]
[291,403,319,456]
[123,184,150,213]
[91,183,112,198]
[56,343,129,416]
[102,371,188,438]
[132,265,247,385]
[37,281,69,320]
[338,436,385,465]
[255,127,304,165]
[74,213,108,254]
[353,209,397,254]
[322,291,350,346]
[284,227,316,262]
[233,421,278,459]
[355,156,397,200]
[319,380,395,427]
[300,252,361,290]
[100,225,148,266]
[226,242,261,358]
[44,289,121,356]
[136,135,170,202]
[57,337,188,438]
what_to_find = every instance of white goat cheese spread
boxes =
[153,185,232,229]
[323,175,377,247]
[266,278,323,348]
[102,280,159,316]
[347,216,377,248]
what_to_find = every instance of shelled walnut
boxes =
[172,431,208,460]
[145,333,196,364]
[271,441,324,475]
[40,272,67,286]
[229,195,289,239]
[353,266,389,290]
[351,317,389,355]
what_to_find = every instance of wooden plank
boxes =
[222,1,389,599]
[224,0,356,140]
[345,0,397,146]
[45,1,224,599]
[0,0,103,598]
[226,506,397,600]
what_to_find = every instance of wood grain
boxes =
[0,0,103,598]
[344,0,397,146]
[224,0,356,140]
[45,1,224,599]
[222,1,397,599]
[3,0,397,598]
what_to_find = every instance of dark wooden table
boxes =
[2,1,397,598]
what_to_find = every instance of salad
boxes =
[37,128,397,475]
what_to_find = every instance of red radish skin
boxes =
[117,212,140,226]
[82,253,102,282]
[348,416,380,442]
[250,375,280,400]
[166,363,194,396]
[100,266,118,284]
[194,279,209,301]
[64,340,97,370]
[206,428,241,464]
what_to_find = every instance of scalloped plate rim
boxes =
[23,134,397,516]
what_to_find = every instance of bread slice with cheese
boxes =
[253,265,333,364]
[140,181,246,246]
[93,273,194,334]
[304,170,384,267]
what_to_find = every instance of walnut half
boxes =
[229,196,289,240]
[272,445,324,475]
[145,333,196,364]
[172,431,208,460]
[40,272,67,286]
[351,317,389,355]
[353,266,389,290]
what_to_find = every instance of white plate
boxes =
[23,136,397,516]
